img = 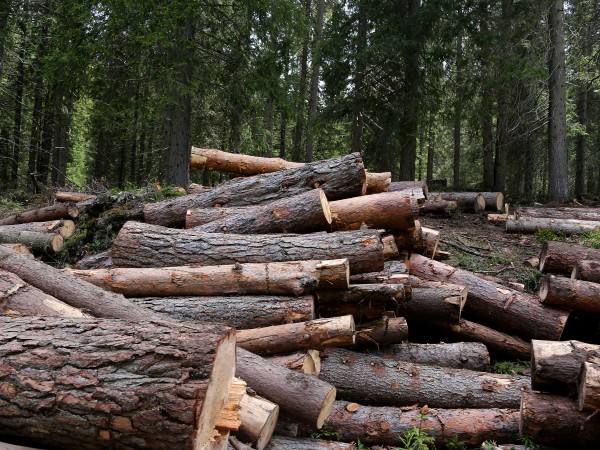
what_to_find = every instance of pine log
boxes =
[487,213,513,223]
[578,350,600,411]
[327,401,519,447]
[420,199,458,215]
[0,230,63,253]
[75,250,114,269]
[0,244,33,258]
[539,274,600,313]
[0,219,75,238]
[111,222,384,274]
[430,192,486,212]
[354,316,408,347]
[146,153,366,227]
[375,342,490,371]
[0,202,78,225]
[381,235,400,260]
[187,183,212,194]
[349,260,407,284]
[0,245,166,322]
[409,254,569,340]
[191,147,304,174]
[515,206,600,222]
[319,348,528,409]
[131,295,314,329]
[398,282,466,323]
[316,284,407,320]
[186,189,332,233]
[328,192,418,232]
[236,315,355,355]
[365,171,391,194]
[0,316,236,450]
[55,191,96,203]
[395,224,440,258]
[390,181,428,200]
[531,339,600,395]
[235,348,336,429]
[572,259,600,283]
[523,257,539,269]
[236,393,279,450]
[480,192,504,211]
[265,350,321,375]
[265,436,355,450]
[506,217,600,235]
[539,241,600,274]
[520,391,600,448]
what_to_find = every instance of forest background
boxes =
[0,0,598,202]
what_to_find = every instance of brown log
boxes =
[0,219,75,238]
[578,350,600,411]
[354,316,408,347]
[235,348,336,429]
[0,229,63,253]
[111,222,384,275]
[265,436,355,450]
[375,342,490,371]
[572,259,600,283]
[520,391,600,448]
[236,315,355,355]
[319,348,529,409]
[420,199,458,215]
[328,192,418,232]
[147,153,366,227]
[381,234,400,261]
[186,189,332,233]
[191,147,304,174]
[349,260,407,284]
[539,274,600,313]
[390,181,428,200]
[365,171,391,194]
[398,282,466,323]
[55,191,96,203]
[0,202,78,225]
[395,223,440,258]
[188,182,213,194]
[409,254,569,340]
[316,284,407,320]
[0,244,33,258]
[235,393,279,450]
[487,213,513,223]
[0,245,166,322]
[327,401,519,447]
[430,192,486,212]
[539,241,600,274]
[480,192,504,211]
[531,339,600,395]
[0,316,236,450]
[75,250,114,269]
[516,206,600,221]
[265,350,321,375]
[506,217,600,235]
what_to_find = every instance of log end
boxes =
[316,386,337,429]
[51,234,64,253]
[538,275,551,303]
[474,194,486,213]
[319,189,333,225]
[67,204,80,219]
[59,220,76,238]
[496,192,505,211]
[305,349,322,375]
[538,242,550,273]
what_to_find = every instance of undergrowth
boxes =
[491,360,530,375]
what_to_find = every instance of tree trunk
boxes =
[539,241,600,274]
[578,350,600,411]
[265,436,355,450]
[506,217,600,235]
[398,282,467,324]
[409,254,568,340]
[349,260,407,284]
[265,350,321,375]
[365,172,391,194]
[419,200,458,215]
[145,153,366,227]
[291,0,311,162]
[0,203,78,225]
[430,192,486,212]
[453,32,463,189]
[0,316,236,450]
[539,274,600,313]
[0,230,63,253]
[112,222,384,275]
[190,147,303,174]
[236,393,279,450]
[55,191,96,203]
[1,219,75,238]
[515,206,600,221]
[575,86,588,196]
[354,316,408,347]
[0,244,34,258]
[319,348,528,409]
[10,36,26,185]
[572,260,600,283]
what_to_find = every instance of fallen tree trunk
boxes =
[578,350,600,411]
[187,183,212,195]
[506,217,600,235]
[409,254,569,340]
[515,206,600,222]
[327,401,519,448]
[0,243,33,258]
[316,284,407,320]
[146,153,366,227]
[265,351,321,375]
[398,282,466,323]
[520,391,600,448]
[539,241,600,274]
[111,222,384,275]
[389,181,428,200]
[191,147,304,174]
[430,192,486,212]
[480,192,504,211]
[265,436,355,450]
[236,393,279,450]
[365,172,391,194]
[319,348,528,409]
[0,316,236,450]
[0,219,76,238]
[236,348,336,429]
[186,189,332,233]
[55,191,96,203]
[539,274,600,313]
[420,199,458,215]
[354,316,408,347]
[572,260,600,283]
[0,230,63,253]
[0,202,78,225]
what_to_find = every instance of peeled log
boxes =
[0,219,75,238]
[0,230,63,253]
[0,203,78,225]
[319,348,528,409]
[130,295,314,330]
[431,192,486,212]
[420,199,458,215]
[186,189,331,233]
[111,222,384,275]
[515,206,600,222]
[539,274,600,314]
[265,436,355,450]
[328,401,519,447]
[236,393,279,450]
[147,153,366,227]
[376,342,490,371]
[520,391,600,448]
[0,316,236,450]
[506,217,600,235]
[55,191,96,203]
[572,260,600,283]
[409,254,568,340]
[539,241,600,275]
[578,350,600,411]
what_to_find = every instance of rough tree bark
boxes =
[572,260,600,283]
[0,203,78,225]
[0,230,63,253]
[539,274,600,313]
[506,217,600,235]
[515,206,600,221]
[578,350,600,411]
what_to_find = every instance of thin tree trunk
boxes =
[305,0,324,163]
[39,88,55,185]
[481,10,494,191]
[292,0,311,163]
[453,32,463,189]
[10,36,26,185]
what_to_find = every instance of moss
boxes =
[491,360,530,375]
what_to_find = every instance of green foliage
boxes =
[444,435,467,450]
[481,441,497,450]
[579,230,600,249]
[520,433,537,449]
[395,411,436,450]
[535,229,566,243]
[517,269,544,294]
[309,421,341,441]
[492,360,530,375]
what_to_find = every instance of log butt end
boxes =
[319,189,332,225]
[474,194,486,213]
[496,192,504,211]
[51,234,64,252]
[538,242,550,273]
[316,386,337,429]
[538,275,550,303]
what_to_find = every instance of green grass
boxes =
[491,360,530,375]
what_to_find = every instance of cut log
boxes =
[236,348,336,429]
[55,191,96,203]
[146,153,366,227]
[0,442,44,450]
[375,342,490,371]
[0,316,236,450]
[66,259,349,297]
[187,183,213,194]
[328,192,418,232]
[539,274,600,313]
[365,171,391,194]
[531,339,600,395]
[578,350,600,411]
[381,235,399,261]
[390,181,428,200]
[520,391,600,448]
[398,282,466,323]
[354,316,408,347]
[319,348,528,409]
[327,401,519,447]
[186,189,331,233]
[111,222,384,275]
[409,254,569,340]
[236,315,355,355]
[316,284,407,320]
[430,192,486,212]
[395,224,440,258]
[487,213,513,223]
[0,219,75,238]
[506,217,600,235]
[0,202,78,225]
[265,350,321,375]
[480,192,504,211]
[349,260,407,284]
[515,206,600,222]
[420,199,458,215]
[75,250,114,269]
[0,243,33,258]
[131,295,314,329]
[523,257,539,269]
[0,245,166,322]
[0,230,63,253]
[236,393,279,450]
[191,147,304,174]
[265,436,355,450]
[572,259,600,283]
[539,241,600,274]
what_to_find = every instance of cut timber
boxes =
[531,339,600,395]
[395,224,440,258]
[188,183,212,194]
[523,257,539,269]
[381,235,399,260]
[328,401,519,448]
[515,206,600,221]
[365,171,391,194]
[266,350,321,375]
[236,315,355,355]
[506,217,600,235]
[349,260,407,284]
[66,259,349,297]
[146,153,366,227]
[75,250,114,269]
[265,436,355,450]
[390,181,428,200]
[0,316,236,450]
[55,191,96,203]
[236,348,336,429]
[316,284,407,320]
[487,213,513,223]
[420,199,458,215]
[0,243,33,258]
[572,260,600,283]
[376,342,490,371]
[111,222,384,275]
[480,192,504,211]
[398,282,466,323]
[0,219,76,238]
[430,192,486,212]
[0,269,89,318]
[215,377,246,433]
[328,192,418,231]
[539,241,600,274]
[0,245,166,322]
[409,254,569,340]
[191,147,304,174]
[354,316,408,347]
[319,348,528,409]
[578,350,600,411]
[539,274,600,313]
[0,230,63,253]
[131,295,314,329]
[520,391,600,448]
[235,393,279,450]
[186,189,331,233]
[0,202,78,225]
